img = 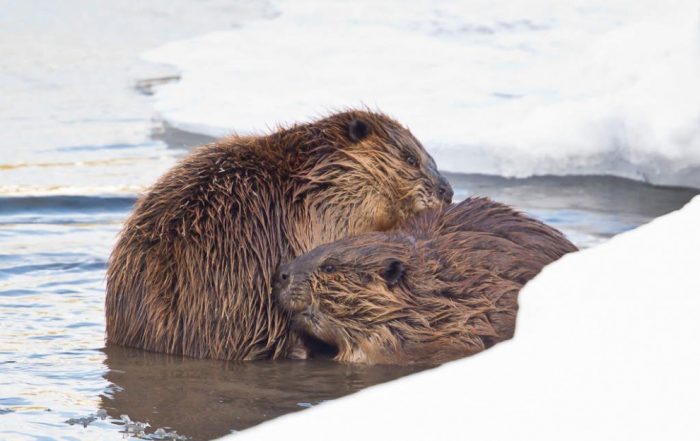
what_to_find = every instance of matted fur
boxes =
[274,197,578,365]
[105,109,452,360]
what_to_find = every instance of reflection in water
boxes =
[101,345,427,440]
[446,172,700,247]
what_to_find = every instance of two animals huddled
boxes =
[106,109,576,365]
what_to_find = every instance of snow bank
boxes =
[224,195,700,441]
[143,0,700,188]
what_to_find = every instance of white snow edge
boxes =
[223,194,700,441]
[142,0,700,188]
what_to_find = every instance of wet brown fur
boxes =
[274,197,577,365]
[105,109,452,360]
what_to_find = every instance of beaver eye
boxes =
[321,264,336,274]
[406,155,418,167]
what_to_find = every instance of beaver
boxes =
[273,197,577,365]
[105,109,453,360]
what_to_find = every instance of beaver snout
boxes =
[275,266,292,291]
[273,263,310,313]
[436,176,453,204]
[272,265,292,303]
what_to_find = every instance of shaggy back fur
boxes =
[105,109,452,360]
[274,197,577,364]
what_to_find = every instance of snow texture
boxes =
[224,195,700,440]
[143,0,700,188]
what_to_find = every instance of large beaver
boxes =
[106,110,453,360]
[274,197,577,364]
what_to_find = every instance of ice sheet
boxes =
[143,0,700,188]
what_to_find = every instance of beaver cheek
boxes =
[409,192,431,213]
[421,186,449,210]
[424,195,443,210]
[371,199,401,231]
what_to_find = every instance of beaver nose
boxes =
[274,263,292,293]
[276,270,291,291]
[436,177,453,204]
[279,271,290,284]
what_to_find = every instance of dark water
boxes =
[101,347,425,439]
[446,172,700,248]
[0,166,697,440]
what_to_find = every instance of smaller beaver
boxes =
[273,197,577,365]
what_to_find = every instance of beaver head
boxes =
[285,110,453,234]
[273,233,413,362]
[272,197,578,364]
[272,230,518,365]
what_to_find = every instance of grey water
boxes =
[1,160,696,441]
[1,1,699,440]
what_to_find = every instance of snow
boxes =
[143,0,700,188]
[222,195,700,440]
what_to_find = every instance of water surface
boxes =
[1,171,697,440]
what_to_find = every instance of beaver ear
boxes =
[380,259,405,287]
[348,119,371,142]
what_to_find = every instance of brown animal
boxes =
[105,109,453,360]
[273,197,577,365]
